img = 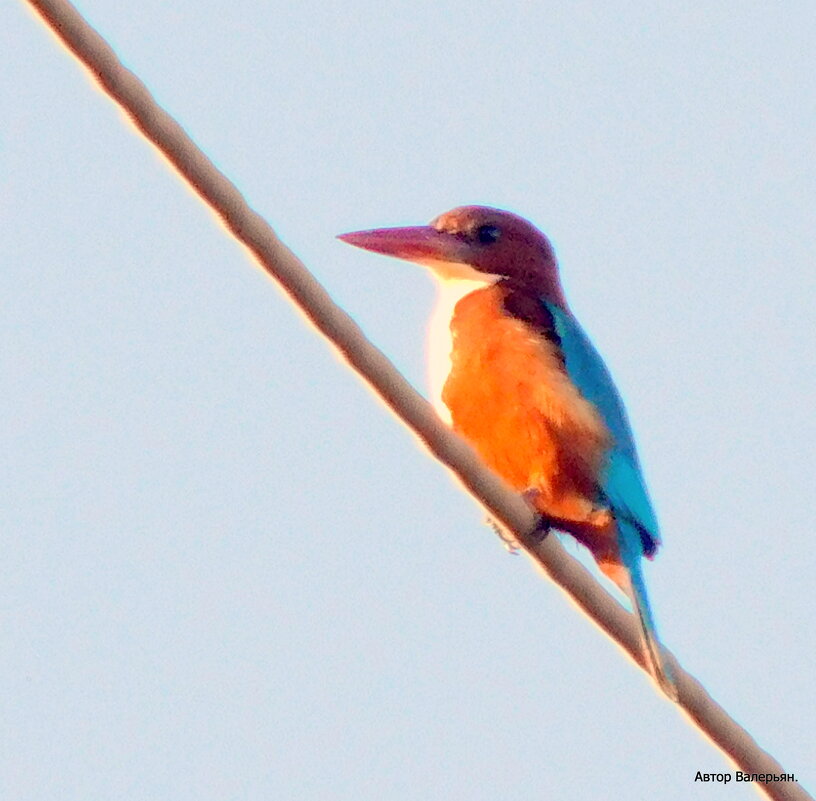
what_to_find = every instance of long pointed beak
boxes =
[337,225,466,265]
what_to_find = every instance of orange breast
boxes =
[442,284,613,530]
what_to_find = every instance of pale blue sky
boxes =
[2,1,814,798]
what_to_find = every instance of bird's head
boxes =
[338,205,566,306]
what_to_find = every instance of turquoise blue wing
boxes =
[544,303,676,697]
[544,302,660,557]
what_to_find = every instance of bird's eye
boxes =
[476,224,501,245]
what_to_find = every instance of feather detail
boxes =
[545,302,674,697]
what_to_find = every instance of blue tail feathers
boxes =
[622,536,677,700]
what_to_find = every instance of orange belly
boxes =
[442,284,620,563]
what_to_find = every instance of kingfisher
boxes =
[338,205,676,698]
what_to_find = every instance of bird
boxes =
[338,205,676,699]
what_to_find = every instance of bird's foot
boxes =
[521,488,551,543]
[486,516,521,554]
[530,514,552,543]
[485,487,552,553]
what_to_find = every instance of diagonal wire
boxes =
[21,1,811,798]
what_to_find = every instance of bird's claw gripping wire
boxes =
[486,488,551,553]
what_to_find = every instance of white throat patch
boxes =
[424,260,501,424]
